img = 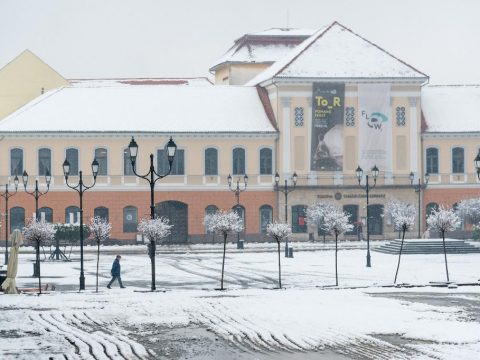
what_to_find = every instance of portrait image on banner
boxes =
[358,84,392,171]
[310,83,345,171]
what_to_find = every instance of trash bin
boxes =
[0,269,7,289]
[237,239,244,249]
[32,262,39,278]
[288,247,294,258]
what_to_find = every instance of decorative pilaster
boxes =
[409,97,418,177]
[281,97,291,173]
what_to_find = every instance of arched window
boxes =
[38,207,53,223]
[232,204,245,231]
[38,148,51,176]
[259,148,272,175]
[452,202,464,230]
[259,205,273,233]
[292,205,307,233]
[232,148,245,175]
[10,207,25,233]
[123,148,134,175]
[452,147,464,174]
[94,206,109,222]
[343,204,358,235]
[95,148,108,176]
[10,148,23,176]
[426,148,438,174]
[66,148,79,176]
[205,205,219,233]
[123,206,138,232]
[65,206,80,224]
[426,202,439,218]
[157,146,184,175]
[204,148,218,175]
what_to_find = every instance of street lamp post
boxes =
[128,136,177,291]
[227,174,248,248]
[63,159,99,290]
[409,171,429,238]
[1,176,19,264]
[356,165,379,268]
[474,150,480,180]
[22,170,51,277]
[274,171,298,257]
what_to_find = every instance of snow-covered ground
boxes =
[1,244,480,359]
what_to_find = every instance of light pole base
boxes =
[79,274,85,290]
[366,252,371,268]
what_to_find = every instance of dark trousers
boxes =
[107,276,124,288]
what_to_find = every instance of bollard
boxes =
[32,262,39,278]
[237,239,244,249]
[288,247,294,258]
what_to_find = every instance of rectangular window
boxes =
[95,148,108,176]
[38,148,51,176]
[10,148,23,176]
[452,147,464,174]
[158,149,184,175]
[124,148,134,175]
[66,148,79,176]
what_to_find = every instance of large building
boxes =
[0,21,478,243]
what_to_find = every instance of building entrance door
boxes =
[155,201,188,243]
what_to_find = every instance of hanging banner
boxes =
[358,84,392,171]
[310,83,344,171]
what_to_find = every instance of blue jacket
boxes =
[111,259,121,277]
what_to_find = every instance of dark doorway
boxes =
[368,204,384,235]
[343,204,358,235]
[155,201,188,243]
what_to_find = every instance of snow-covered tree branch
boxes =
[266,221,292,242]
[427,206,461,233]
[205,210,243,236]
[384,198,416,231]
[138,217,173,243]
[455,198,480,225]
[23,218,56,246]
[321,209,353,236]
[89,216,112,244]
[306,202,337,227]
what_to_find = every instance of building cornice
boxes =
[422,132,480,139]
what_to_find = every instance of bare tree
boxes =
[266,221,292,289]
[89,216,112,293]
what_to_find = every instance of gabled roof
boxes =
[422,85,480,133]
[247,22,428,85]
[209,28,315,71]
[69,77,213,87]
[0,84,277,134]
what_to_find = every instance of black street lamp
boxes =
[63,158,99,290]
[356,164,379,268]
[274,171,298,257]
[1,175,19,264]
[22,170,51,277]
[409,171,429,238]
[128,136,177,291]
[474,150,480,180]
[227,173,248,248]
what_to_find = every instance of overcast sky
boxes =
[1,0,479,85]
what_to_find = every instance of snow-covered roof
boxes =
[422,85,480,133]
[247,22,428,85]
[69,78,213,87]
[0,85,276,134]
[210,28,314,71]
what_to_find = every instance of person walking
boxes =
[107,255,125,289]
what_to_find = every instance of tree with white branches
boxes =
[203,213,216,242]
[138,217,172,291]
[427,206,461,282]
[89,217,112,293]
[266,221,292,289]
[205,210,243,290]
[384,199,416,283]
[306,202,337,241]
[455,198,480,226]
[321,207,353,286]
[23,219,56,295]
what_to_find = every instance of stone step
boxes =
[373,239,480,254]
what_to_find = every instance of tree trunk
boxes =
[442,231,450,282]
[277,240,282,289]
[96,241,100,293]
[394,226,406,284]
[220,232,227,290]
[335,233,338,286]
[150,240,156,291]
[37,240,42,295]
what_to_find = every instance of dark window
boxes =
[343,204,358,235]
[66,148,79,175]
[123,148,134,175]
[10,207,25,233]
[426,148,438,174]
[259,205,273,233]
[259,148,272,175]
[157,148,184,175]
[426,202,439,218]
[205,205,219,233]
[94,206,109,222]
[204,148,218,175]
[65,206,80,224]
[38,148,51,176]
[10,148,23,176]
[292,205,307,233]
[95,148,108,176]
[232,205,245,231]
[232,148,245,175]
[123,206,138,233]
[452,147,464,173]
[38,207,53,223]
[368,204,384,235]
